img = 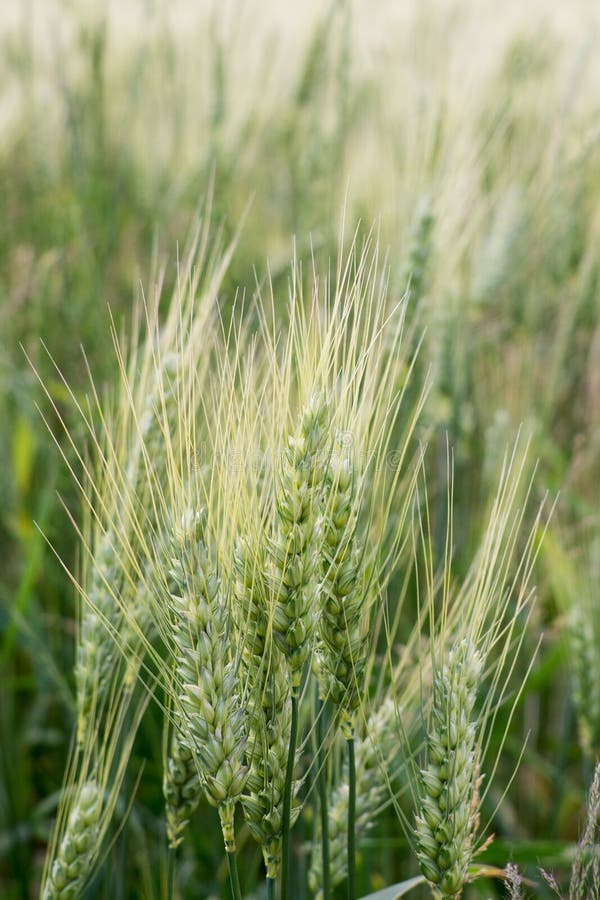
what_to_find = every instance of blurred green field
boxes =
[2,1,600,897]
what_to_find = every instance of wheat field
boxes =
[2,2,600,898]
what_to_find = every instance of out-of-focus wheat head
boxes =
[541,526,600,760]
[569,760,600,899]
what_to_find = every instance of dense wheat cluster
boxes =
[3,1,600,898]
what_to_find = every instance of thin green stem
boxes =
[347,737,356,900]
[267,875,276,900]
[226,850,242,900]
[281,692,299,900]
[166,846,176,900]
[317,696,331,900]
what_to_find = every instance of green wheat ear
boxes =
[569,760,600,898]
[233,537,298,879]
[164,507,248,852]
[163,727,203,849]
[75,352,180,745]
[317,434,366,739]
[569,605,600,758]
[270,391,330,693]
[415,640,482,899]
[75,531,121,744]
[41,653,149,900]
[42,782,103,900]
[403,197,435,304]
[241,647,295,879]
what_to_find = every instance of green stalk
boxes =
[281,692,299,900]
[347,737,356,900]
[317,696,331,900]
[267,876,276,900]
[226,850,242,900]
[166,847,176,900]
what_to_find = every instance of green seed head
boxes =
[415,640,483,898]
[42,782,103,900]
[241,647,297,875]
[164,507,247,851]
[317,436,368,737]
[570,606,600,757]
[164,733,203,848]
[270,393,331,691]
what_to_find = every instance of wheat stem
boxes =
[226,850,243,900]
[267,876,276,900]
[317,695,331,900]
[308,697,398,896]
[166,847,176,900]
[282,692,299,900]
[347,737,356,900]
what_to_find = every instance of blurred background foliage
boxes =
[2,0,600,896]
